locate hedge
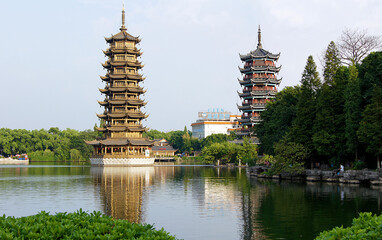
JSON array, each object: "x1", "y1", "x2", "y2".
[
  {"x1": 315, "y1": 212, "x2": 382, "y2": 240},
  {"x1": 0, "y1": 209, "x2": 178, "y2": 240}
]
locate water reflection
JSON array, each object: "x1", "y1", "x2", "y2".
[
  {"x1": 92, "y1": 167, "x2": 155, "y2": 222},
  {"x1": 246, "y1": 179, "x2": 382, "y2": 240}
]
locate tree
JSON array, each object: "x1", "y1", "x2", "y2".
[
  {"x1": 266, "y1": 139, "x2": 308, "y2": 175},
  {"x1": 337, "y1": 28, "x2": 382, "y2": 65},
  {"x1": 344, "y1": 65, "x2": 362, "y2": 160},
  {"x1": 358, "y1": 51, "x2": 382, "y2": 105},
  {"x1": 323, "y1": 41, "x2": 341, "y2": 85},
  {"x1": 313, "y1": 66, "x2": 350, "y2": 165},
  {"x1": 289, "y1": 56, "x2": 321, "y2": 158},
  {"x1": 256, "y1": 86, "x2": 301, "y2": 155},
  {"x1": 357, "y1": 86, "x2": 382, "y2": 168}
]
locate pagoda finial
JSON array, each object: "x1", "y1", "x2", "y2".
[
  {"x1": 120, "y1": 3, "x2": 127, "y2": 31},
  {"x1": 257, "y1": 25, "x2": 262, "y2": 49}
]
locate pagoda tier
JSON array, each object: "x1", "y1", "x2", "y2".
[
  {"x1": 98, "y1": 86, "x2": 146, "y2": 94},
  {"x1": 103, "y1": 48, "x2": 142, "y2": 57},
  {"x1": 87, "y1": 7, "x2": 154, "y2": 165},
  {"x1": 100, "y1": 74, "x2": 145, "y2": 82},
  {"x1": 236, "y1": 26, "x2": 282, "y2": 137},
  {"x1": 238, "y1": 77, "x2": 282, "y2": 85},
  {"x1": 102, "y1": 61, "x2": 143, "y2": 69}
]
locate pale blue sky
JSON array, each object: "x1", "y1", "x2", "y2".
[{"x1": 1, "y1": 0, "x2": 381, "y2": 132}]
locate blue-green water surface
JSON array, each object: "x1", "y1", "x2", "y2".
[{"x1": 0, "y1": 164, "x2": 381, "y2": 239}]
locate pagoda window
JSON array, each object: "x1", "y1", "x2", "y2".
[
  {"x1": 114, "y1": 54, "x2": 125, "y2": 61},
  {"x1": 115, "y1": 42, "x2": 125, "y2": 48},
  {"x1": 113, "y1": 119, "x2": 125, "y2": 125},
  {"x1": 113, "y1": 81, "x2": 125, "y2": 87},
  {"x1": 114, "y1": 68, "x2": 125, "y2": 73},
  {"x1": 124, "y1": 41, "x2": 134, "y2": 49},
  {"x1": 114, "y1": 94, "x2": 125, "y2": 99},
  {"x1": 127, "y1": 67, "x2": 136, "y2": 73},
  {"x1": 126, "y1": 54, "x2": 135, "y2": 61},
  {"x1": 114, "y1": 107, "x2": 125, "y2": 112}
]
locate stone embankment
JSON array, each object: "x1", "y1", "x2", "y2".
[{"x1": 248, "y1": 166, "x2": 382, "y2": 185}]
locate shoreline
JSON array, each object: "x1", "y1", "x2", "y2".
[
  {"x1": 248, "y1": 166, "x2": 382, "y2": 186},
  {"x1": 0, "y1": 157, "x2": 29, "y2": 165}
]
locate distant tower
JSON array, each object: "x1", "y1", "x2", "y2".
[
  {"x1": 87, "y1": 6, "x2": 154, "y2": 165},
  {"x1": 237, "y1": 26, "x2": 282, "y2": 137}
]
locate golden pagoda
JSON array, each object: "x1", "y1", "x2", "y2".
[{"x1": 87, "y1": 6, "x2": 154, "y2": 166}]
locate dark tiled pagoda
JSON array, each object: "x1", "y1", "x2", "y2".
[
  {"x1": 237, "y1": 26, "x2": 282, "y2": 137},
  {"x1": 87, "y1": 7, "x2": 154, "y2": 165}
]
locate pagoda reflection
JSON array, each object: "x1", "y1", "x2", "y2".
[{"x1": 92, "y1": 167, "x2": 154, "y2": 222}]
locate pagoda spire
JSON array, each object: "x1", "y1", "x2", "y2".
[
  {"x1": 257, "y1": 25, "x2": 262, "y2": 49},
  {"x1": 120, "y1": 3, "x2": 127, "y2": 31}
]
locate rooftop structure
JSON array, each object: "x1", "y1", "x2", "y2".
[
  {"x1": 237, "y1": 26, "x2": 282, "y2": 137},
  {"x1": 191, "y1": 109, "x2": 240, "y2": 139},
  {"x1": 87, "y1": 7, "x2": 154, "y2": 166}
]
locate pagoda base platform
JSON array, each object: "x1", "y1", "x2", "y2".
[{"x1": 90, "y1": 157, "x2": 155, "y2": 166}]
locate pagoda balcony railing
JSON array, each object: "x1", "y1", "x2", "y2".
[
  {"x1": 112, "y1": 109, "x2": 140, "y2": 113},
  {"x1": 244, "y1": 63, "x2": 276, "y2": 68},
  {"x1": 111, "y1": 96, "x2": 139, "y2": 100},
  {"x1": 242, "y1": 77, "x2": 277, "y2": 82},
  {"x1": 112, "y1": 69, "x2": 137, "y2": 75},
  {"x1": 112, "y1": 83, "x2": 137, "y2": 87},
  {"x1": 110, "y1": 123, "x2": 142, "y2": 127},
  {"x1": 108, "y1": 46, "x2": 139, "y2": 51},
  {"x1": 244, "y1": 74, "x2": 275, "y2": 79},
  {"x1": 243, "y1": 87, "x2": 277, "y2": 93},
  {"x1": 92, "y1": 153, "x2": 153, "y2": 158},
  {"x1": 112, "y1": 56, "x2": 137, "y2": 62},
  {"x1": 242, "y1": 102, "x2": 267, "y2": 107}
]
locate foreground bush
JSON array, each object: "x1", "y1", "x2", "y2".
[
  {"x1": 0, "y1": 209, "x2": 177, "y2": 240},
  {"x1": 315, "y1": 212, "x2": 382, "y2": 240}
]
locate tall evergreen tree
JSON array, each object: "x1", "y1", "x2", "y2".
[
  {"x1": 344, "y1": 65, "x2": 361, "y2": 160},
  {"x1": 357, "y1": 86, "x2": 382, "y2": 168},
  {"x1": 323, "y1": 41, "x2": 341, "y2": 85},
  {"x1": 312, "y1": 42, "x2": 342, "y2": 164},
  {"x1": 359, "y1": 52, "x2": 382, "y2": 105},
  {"x1": 256, "y1": 86, "x2": 301, "y2": 155},
  {"x1": 289, "y1": 56, "x2": 321, "y2": 166}
]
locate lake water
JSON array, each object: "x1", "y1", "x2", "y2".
[{"x1": 0, "y1": 164, "x2": 381, "y2": 239}]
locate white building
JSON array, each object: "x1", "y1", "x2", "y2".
[{"x1": 191, "y1": 109, "x2": 240, "y2": 139}]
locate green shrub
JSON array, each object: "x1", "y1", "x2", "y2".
[
  {"x1": 353, "y1": 160, "x2": 366, "y2": 170},
  {"x1": 315, "y1": 212, "x2": 382, "y2": 240},
  {"x1": 0, "y1": 209, "x2": 178, "y2": 240}
]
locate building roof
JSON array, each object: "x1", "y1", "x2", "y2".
[
  {"x1": 152, "y1": 145, "x2": 176, "y2": 152},
  {"x1": 105, "y1": 31, "x2": 140, "y2": 43},
  {"x1": 86, "y1": 138, "x2": 153, "y2": 146},
  {"x1": 239, "y1": 26, "x2": 280, "y2": 61}
]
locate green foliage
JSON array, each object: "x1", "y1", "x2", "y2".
[
  {"x1": 315, "y1": 212, "x2": 382, "y2": 240},
  {"x1": 256, "y1": 50, "x2": 382, "y2": 169},
  {"x1": 357, "y1": 86, "x2": 382, "y2": 167},
  {"x1": 257, "y1": 154, "x2": 276, "y2": 165},
  {"x1": 353, "y1": 160, "x2": 366, "y2": 170},
  {"x1": 323, "y1": 41, "x2": 341, "y2": 85},
  {"x1": 256, "y1": 86, "x2": 301, "y2": 155},
  {"x1": 266, "y1": 139, "x2": 308, "y2": 175},
  {"x1": 359, "y1": 51, "x2": 382, "y2": 105},
  {"x1": 289, "y1": 56, "x2": 321, "y2": 152},
  {"x1": 344, "y1": 65, "x2": 362, "y2": 160},
  {"x1": 202, "y1": 139, "x2": 258, "y2": 165},
  {"x1": 0, "y1": 128, "x2": 96, "y2": 161},
  {"x1": 0, "y1": 210, "x2": 177, "y2": 240}
]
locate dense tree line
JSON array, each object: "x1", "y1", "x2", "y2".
[
  {"x1": 257, "y1": 45, "x2": 382, "y2": 169},
  {"x1": 144, "y1": 127, "x2": 236, "y2": 154},
  {"x1": 0, "y1": 127, "x2": 101, "y2": 161}
]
